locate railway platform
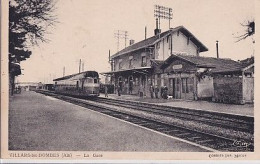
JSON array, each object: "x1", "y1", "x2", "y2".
[
  {"x1": 8, "y1": 91, "x2": 210, "y2": 151},
  {"x1": 99, "y1": 93, "x2": 254, "y2": 117}
]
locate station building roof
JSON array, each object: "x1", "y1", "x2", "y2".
[
  {"x1": 111, "y1": 26, "x2": 208, "y2": 59},
  {"x1": 239, "y1": 56, "x2": 254, "y2": 68},
  {"x1": 161, "y1": 54, "x2": 250, "y2": 74}
]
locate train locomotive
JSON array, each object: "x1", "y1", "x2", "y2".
[{"x1": 53, "y1": 71, "x2": 100, "y2": 97}]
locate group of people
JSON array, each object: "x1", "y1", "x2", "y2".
[
  {"x1": 149, "y1": 85, "x2": 160, "y2": 99},
  {"x1": 105, "y1": 83, "x2": 168, "y2": 99},
  {"x1": 114, "y1": 83, "x2": 123, "y2": 96},
  {"x1": 114, "y1": 81, "x2": 133, "y2": 97}
]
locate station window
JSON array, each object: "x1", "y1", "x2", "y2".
[
  {"x1": 181, "y1": 77, "x2": 194, "y2": 93},
  {"x1": 182, "y1": 78, "x2": 188, "y2": 93},
  {"x1": 187, "y1": 37, "x2": 190, "y2": 45},
  {"x1": 169, "y1": 79, "x2": 173, "y2": 87},
  {"x1": 176, "y1": 78, "x2": 180, "y2": 92},
  {"x1": 119, "y1": 60, "x2": 122, "y2": 69},
  {"x1": 141, "y1": 56, "x2": 147, "y2": 67},
  {"x1": 129, "y1": 58, "x2": 133, "y2": 68}
]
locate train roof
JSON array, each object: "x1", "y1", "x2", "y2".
[{"x1": 53, "y1": 71, "x2": 99, "y2": 81}]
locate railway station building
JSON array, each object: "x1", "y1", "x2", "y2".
[
  {"x1": 103, "y1": 25, "x2": 208, "y2": 98},
  {"x1": 103, "y1": 25, "x2": 254, "y2": 104}
]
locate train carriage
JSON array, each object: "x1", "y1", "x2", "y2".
[{"x1": 53, "y1": 71, "x2": 100, "y2": 97}]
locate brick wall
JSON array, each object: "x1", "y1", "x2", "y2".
[{"x1": 213, "y1": 76, "x2": 243, "y2": 104}]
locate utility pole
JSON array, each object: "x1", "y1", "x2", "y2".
[
  {"x1": 82, "y1": 62, "x2": 84, "y2": 72},
  {"x1": 145, "y1": 26, "x2": 147, "y2": 39},
  {"x1": 154, "y1": 5, "x2": 173, "y2": 29},
  {"x1": 79, "y1": 59, "x2": 81, "y2": 73},
  {"x1": 169, "y1": 8, "x2": 173, "y2": 29},
  {"x1": 124, "y1": 31, "x2": 128, "y2": 48},
  {"x1": 108, "y1": 49, "x2": 115, "y2": 72},
  {"x1": 114, "y1": 30, "x2": 128, "y2": 52},
  {"x1": 63, "y1": 67, "x2": 65, "y2": 77},
  {"x1": 114, "y1": 30, "x2": 120, "y2": 52},
  {"x1": 108, "y1": 49, "x2": 111, "y2": 63}
]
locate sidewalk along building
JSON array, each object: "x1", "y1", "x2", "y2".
[{"x1": 103, "y1": 25, "x2": 208, "y2": 96}]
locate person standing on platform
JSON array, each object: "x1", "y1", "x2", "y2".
[
  {"x1": 104, "y1": 85, "x2": 108, "y2": 97},
  {"x1": 139, "y1": 85, "x2": 144, "y2": 98},
  {"x1": 162, "y1": 86, "x2": 168, "y2": 99},
  {"x1": 129, "y1": 81, "x2": 133, "y2": 95},
  {"x1": 118, "y1": 86, "x2": 121, "y2": 96},
  {"x1": 149, "y1": 85, "x2": 154, "y2": 98},
  {"x1": 116, "y1": 84, "x2": 120, "y2": 96},
  {"x1": 119, "y1": 81, "x2": 123, "y2": 96},
  {"x1": 155, "y1": 85, "x2": 159, "y2": 99}
]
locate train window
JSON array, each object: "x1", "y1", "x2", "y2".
[
  {"x1": 86, "y1": 78, "x2": 94, "y2": 83},
  {"x1": 94, "y1": 79, "x2": 98, "y2": 83}
]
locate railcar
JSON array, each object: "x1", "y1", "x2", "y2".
[
  {"x1": 53, "y1": 71, "x2": 100, "y2": 97},
  {"x1": 43, "y1": 84, "x2": 55, "y2": 91}
]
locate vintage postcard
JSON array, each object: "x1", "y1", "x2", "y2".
[{"x1": 1, "y1": 0, "x2": 260, "y2": 162}]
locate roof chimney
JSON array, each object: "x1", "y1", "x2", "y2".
[
  {"x1": 145, "y1": 26, "x2": 147, "y2": 40},
  {"x1": 216, "y1": 40, "x2": 219, "y2": 58},
  {"x1": 108, "y1": 49, "x2": 111, "y2": 62},
  {"x1": 154, "y1": 18, "x2": 161, "y2": 35},
  {"x1": 129, "y1": 39, "x2": 135, "y2": 45}
]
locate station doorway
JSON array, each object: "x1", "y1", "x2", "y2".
[{"x1": 169, "y1": 77, "x2": 194, "y2": 100}]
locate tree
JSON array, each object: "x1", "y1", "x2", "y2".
[
  {"x1": 235, "y1": 20, "x2": 255, "y2": 43},
  {"x1": 9, "y1": 0, "x2": 57, "y2": 95}
]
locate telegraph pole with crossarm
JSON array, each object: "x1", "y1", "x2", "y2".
[
  {"x1": 154, "y1": 5, "x2": 173, "y2": 29},
  {"x1": 114, "y1": 30, "x2": 129, "y2": 52}
]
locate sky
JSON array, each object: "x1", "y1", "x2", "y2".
[{"x1": 17, "y1": 0, "x2": 255, "y2": 83}]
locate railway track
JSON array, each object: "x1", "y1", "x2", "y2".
[
  {"x1": 36, "y1": 90, "x2": 254, "y2": 152},
  {"x1": 92, "y1": 97, "x2": 254, "y2": 133}
]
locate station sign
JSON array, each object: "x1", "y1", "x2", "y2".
[{"x1": 172, "y1": 64, "x2": 183, "y2": 70}]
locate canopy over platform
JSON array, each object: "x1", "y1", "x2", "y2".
[{"x1": 101, "y1": 67, "x2": 152, "y2": 75}]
